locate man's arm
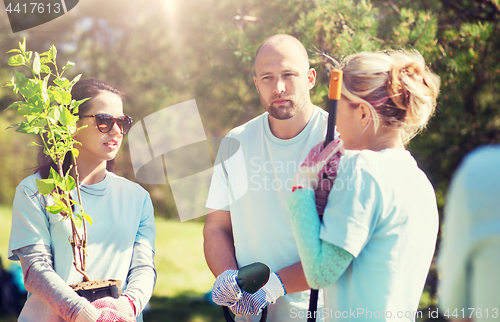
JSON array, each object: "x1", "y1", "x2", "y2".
[
  {"x1": 203, "y1": 209, "x2": 238, "y2": 276},
  {"x1": 204, "y1": 209, "x2": 310, "y2": 293},
  {"x1": 276, "y1": 262, "x2": 310, "y2": 294}
]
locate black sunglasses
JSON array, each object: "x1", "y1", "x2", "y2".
[{"x1": 80, "y1": 114, "x2": 133, "y2": 134}]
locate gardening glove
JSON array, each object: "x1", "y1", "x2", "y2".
[
  {"x1": 91, "y1": 296, "x2": 135, "y2": 319},
  {"x1": 212, "y1": 270, "x2": 242, "y2": 306},
  {"x1": 229, "y1": 272, "x2": 285, "y2": 316},
  {"x1": 229, "y1": 289, "x2": 268, "y2": 316},
  {"x1": 75, "y1": 303, "x2": 136, "y2": 322},
  {"x1": 315, "y1": 177, "x2": 334, "y2": 215},
  {"x1": 292, "y1": 138, "x2": 344, "y2": 192}
]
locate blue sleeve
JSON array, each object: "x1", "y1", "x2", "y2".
[
  {"x1": 287, "y1": 189, "x2": 353, "y2": 290},
  {"x1": 319, "y1": 160, "x2": 382, "y2": 258},
  {"x1": 124, "y1": 242, "x2": 156, "y2": 317},
  {"x1": 9, "y1": 177, "x2": 52, "y2": 260},
  {"x1": 134, "y1": 192, "x2": 156, "y2": 253}
]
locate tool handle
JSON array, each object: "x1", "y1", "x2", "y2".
[
  {"x1": 223, "y1": 307, "x2": 268, "y2": 322},
  {"x1": 307, "y1": 289, "x2": 320, "y2": 322},
  {"x1": 324, "y1": 70, "x2": 343, "y2": 147}
]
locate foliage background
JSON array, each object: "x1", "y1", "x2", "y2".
[{"x1": 1, "y1": 0, "x2": 499, "y2": 319}]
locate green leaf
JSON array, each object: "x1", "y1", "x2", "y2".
[
  {"x1": 52, "y1": 192, "x2": 61, "y2": 204},
  {"x1": 5, "y1": 123, "x2": 20, "y2": 130},
  {"x1": 65, "y1": 174, "x2": 76, "y2": 191},
  {"x1": 61, "y1": 61, "x2": 75, "y2": 74},
  {"x1": 48, "y1": 105, "x2": 61, "y2": 124},
  {"x1": 28, "y1": 100, "x2": 43, "y2": 115},
  {"x1": 69, "y1": 74, "x2": 82, "y2": 90},
  {"x1": 14, "y1": 71, "x2": 27, "y2": 84},
  {"x1": 35, "y1": 178, "x2": 56, "y2": 195},
  {"x1": 16, "y1": 103, "x2": 30, "y2": 116},
  {"x1": 46, "y1": 204, "x2": 64, "y2": 214},
  {"x1": 54, "y1": 77, "x2": 70, "y2": 88},
  {"x1": 49, "y1": 88, "x2": 63, "y2": 103},
  {"x1": 15, "y1": 72, "x2": 38, "y2": 99},
  {"x1": 8, "y1": 54, "x2": 24, "y2": 66},
  {"x1": 81, "y1": 212, "x2": 93, "y2": 225},
  {"x1": 41, "y1": 65, "x2": 50, "y2": 74},
  {"x1": 48, "y1": 45, "x2": 57, "y2": 61},
  {"x1": 60, "y1": 91, "x2": 72, "y2": 104},
  {"x1": 49, "y1": 86, "x2": 71, "y2": 105},
  {"x1": 28, "y1": 141, "x2": 42, "y2": 147},
  {"x1": 71, "y1": 148, "x2": 80, "y2": 158},
  {"x1": 3, "y1": 79, "x2": 15, "y2": 91},
  {"x1": 33, "y1": 52, "x2": 41, "y2": 76},
  {"x1": 5, "y1": 101, "x2": 24, "y2": 111},
  {"x1": 16, "y1": 122, "x2": 39, "y2": 134},
  {"x1": 73, "y1": 214, "x2": 83, "y2": 228},
  {"x1": 59, "y1": 106, "x2": 75, "y2": 126},
  {"x1": 49, "y1": 167, "x2": 60, "y2": 180},
  {"x1": 26, "y1": 115, "x2": 38, "y2": 123},
  {"x1": 6, "y1": 49, "x2": 22, "y2": 54},
  {"x1": 55, "y1": 171, "x2": 67, "y2": 191},
  {"x1": 20, "y1": 37, "x2": 26, "y2": 52},
  {"x1": 34, "y1": 118, "x2": 47, "y2": 128},
  {"x1": 42, "y1": 74, "x2": 50, "y2": 104}
]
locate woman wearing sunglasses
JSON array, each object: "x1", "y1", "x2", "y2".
[{"x1": 8, "y1": 78, "x2": 155, "y2": 322}]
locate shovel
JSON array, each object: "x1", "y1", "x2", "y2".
[
  {"x1": 223, "y1": 262, "x2": 271, "y2": 322},
  {"x1": 307, "y1": 69, "x2": 343, "y2": 322}
]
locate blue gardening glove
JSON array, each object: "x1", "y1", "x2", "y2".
[
  {"x1": 212, "y1": 270, "x2": 242, "y2": 306},
  {"x1": 229, "y1": 272, "x2": 285, "y2": 316},
  {"x1": 230, "y1": 289, "x2": 268, "y2": 316}
]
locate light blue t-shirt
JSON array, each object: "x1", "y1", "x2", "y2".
[
  {"x1": 206, "y1": 106, "x2": 328, "y2": 322},
  {"x1": 8, "y1": 171, "x2": 156, "y2": 322},
  {"x1": 438, "y1": 145, "x2": 500, "y2": 320},
  {"x1": 320, "y1": 149, "x2": 438, "y2": 321}
]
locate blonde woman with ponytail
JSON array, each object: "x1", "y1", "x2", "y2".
[{"x1": 287, "y1": 50, "x2": 440, "y2": 321}]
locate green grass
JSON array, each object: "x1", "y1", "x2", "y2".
[
  {"x1": 0, "y1": 205, "x2": 13, "y2": 265},
  {"x1": 0, "y1": 205, "x2": 221, "y2": 322}
]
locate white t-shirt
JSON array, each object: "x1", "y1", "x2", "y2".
[
  {"x1": 9, "y1": 171, "x2": 156, "y2": 322},
  {"x1": 206, "y1": 106, "x2": 328, "y2": 322},
  {"x1": 320, "y1": 149, "x2": 438, "y2": 321},
  {"x1": 438, "y1": 145, "x2": 500, "y2": 320}
]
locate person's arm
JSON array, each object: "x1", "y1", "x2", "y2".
[
  {"x1": 287, "y1": 189, "x2": 353, "y2": 289},
  {"x1": 203, "y1": 209, "x2": 238, "y2": 276},
  {"x1": 275, "y1": 262, "x2": 309, "y2": 294},
  {"x1": 123, "y1": 242, "x2": 156, "y2": 317},
  {"x1": 13, "y1": 244, "x2": 89, "y2": 321}
]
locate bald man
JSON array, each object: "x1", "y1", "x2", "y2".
[{"x1": 204, "y1": 34, "x2": 328, "y2": 322}]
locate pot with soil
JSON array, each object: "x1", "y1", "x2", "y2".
[{"x1": 71, "y1": 280, "x2": 122, "y2": 301}]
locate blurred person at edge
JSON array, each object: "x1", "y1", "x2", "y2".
[
  {"x1": 287, "y1": 50, "x2": 441, "y2": 321},
  {"x1": 203, "y1": 34, "x2": 338, "y2": 321},
  {"x1": 438, "y1": 145, "x2": 500, "y2": 322},
  {"x1": 8, "y1": 79, "x2": 156, "y2": 322}
]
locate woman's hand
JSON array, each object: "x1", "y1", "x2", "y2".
[
  {"x1": 292, "y1": 138, "x2": 344, "y2": 192},
  {"x1": 91, "y1": 296, "x2": 135, "y2": 319},
  {"x1": 75, "y1": 303, "x2": 135, "y2": 322},
  {"x1": 315, "y1": 178, "x2": 333, "y2": 215},
  {"x1": 75, "y1": 296, "x2": 135, "y2": 322}
]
